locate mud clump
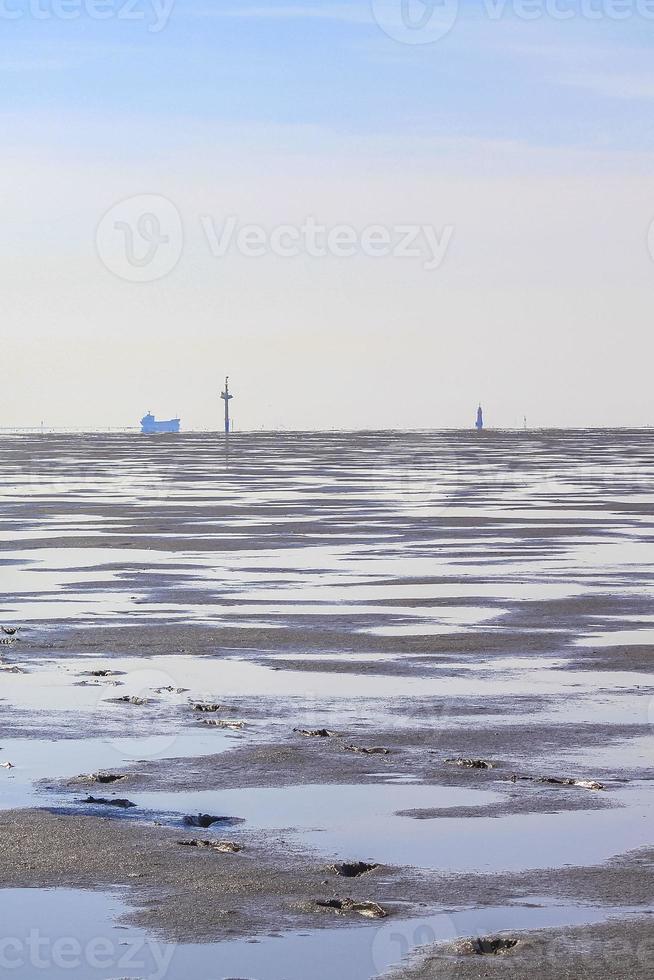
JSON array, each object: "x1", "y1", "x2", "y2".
[
  {"x1": 294, "y1": 728, "x2": 338, "y2": 738},
  {"x1": 110, "y1": 695, "x2": 149, "y2": 706},
  {"x1": 314, "y1": 899, "x2": 387, "y2": 919},
  {"x1": 193, "y1": 703, "x2": 227, "y2": 713},
  {"x1": 81, "y1": 796, "x2": 136, "y2": 809},
  {"x1": 344, "y1": 744, "x2": 391, "y2": 755},
  {"x1": 536, "y1": 777, "x2": 604, "y2": 791},
  {"x1": 75, "y1": 679, "x2": 122, "y2": 688},
  {"x1": 76, "y1": 773, "x2": 127, "y2": 785},
  {"x1": 177, "y1": 839, "x2": 243, "y2": 853},
  {"x1": 183, "y1": 814, "x2": 245, "y2": 829},
  {"x1": 203, "y1": 719, "x2": 245, "y2": 730},
  {"x1": 454, "y1": 936, "x2": 520, "y2": 956},
  {"x1": 510, "y1": 774, "x2": 604, "y2": 791},
  {"x1": 82, "y1": 669, "x2": 125, "y2": 678},
  {"x1": 329, "y1": 861, "x2": 380, "y2": 878},
  {"x1": 446, "y1": 758, "x2": 495, "y2": 770}
]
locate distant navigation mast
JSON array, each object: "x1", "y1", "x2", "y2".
[
  {"x1": 476, "y1": 405, "x2": 484, "y2": 431},
  {"x1": 221, "y1": 377, "x2": 233, "y2": 434}
]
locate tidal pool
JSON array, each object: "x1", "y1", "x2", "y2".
[
  {"x1": 120, "y1": 781, "x2": 654, "y2": 875},
  {"x1": 0, "y1": 887, "x2": 645, "y2": 980},
  {"x1": 0, "y1": 732, "x2": 239, "y2": 810}
]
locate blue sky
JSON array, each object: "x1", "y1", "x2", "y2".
[
  {"x1": 2, "y1": 2, "x2": 654, "y2": 148},
  {"x1": 3, "y1": 1, "x2": 654, "y2": 428}
]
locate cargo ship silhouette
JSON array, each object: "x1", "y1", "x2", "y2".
[{"x1": 140, "y1": 412, "x2": 180, "y2": 434}]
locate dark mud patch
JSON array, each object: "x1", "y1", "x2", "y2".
[
  {"x1": 294, "y1": 728, "x2": 339, "y2": 738},
  {"x1": 344, "y1": 744, "x2": 392, "y2": 755},
  {"x1": 80, "y1": 795, "x2": 136, "y2": 809},
  {"x1": 446, "y1": 758, "x2": 496, "y2": 770},
  {"x1": 329, "y1": 861, "x2": 380, "y2": 878},
  {"x1": 182, "y1": 814, "x2": 245, "y2": 829},
  {"x1": 202, "y1": 718, "x2": 246, "y2": 730},
  {"x1": 312, "y1": 898, "x2": 388, "y2": 918},
  {"x1": 193, "y1": 703, "x2": 233, "y2": 713},
  {"x1": 109, "y1": 695, "x2": 150, "y2": 706},
  {"x1": 71, "y1": 772, "x2": 129, "y2": 785},
  {"x1": 454, "y1": 935, "x2": 520, "y2": 955}
]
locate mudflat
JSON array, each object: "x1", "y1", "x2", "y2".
[{"x1": 0, "y1": 430, "x2": 652, "y2": 979}]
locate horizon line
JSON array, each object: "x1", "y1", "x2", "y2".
[{"x1": 0, "y1": 425, "x2": 652, "y2": 435}]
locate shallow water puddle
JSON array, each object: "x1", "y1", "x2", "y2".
[
  {"x1": 126, "y1": 781, "x2": 654, "y2": 875},
  {"x1": 577, "y1": 627, "x2": 654, "y2": 647},
  {"x1": 0, "y1": 529, "x2": 107, "y2": 541},
  {"x1": 4, "y1": 655, "x2": 652, "y2": 713},
  {"x1": 132, "y1": 781, "x2": 502, "y2": 833},
  {"x1": 558, "y1": 734, "x2": 653, "y2": 770},
  {"x1": 2, "y1": 655, "x2": 653, "y2": 720},
  {"x1": 538, "y1": 691, "x2": 654, "y2": 727},
  {"x1": 0, "y1": 887, "x2": 645, "y2": 980},
  {"x1": 0, "y1": 563, "x2": 119, "y2": 595},
  {"x1": 1, "y1": 596, "x2": 509, "y2": 630},
  {"x1": 0, "y1": 732, "x2": 237, "y2": 810},
  {"x1": 0, "y1": 535, "x2": 618, "y2": 631},
  {"x1": 221, "y1": 582, "x2": 585, "y2": 603}
]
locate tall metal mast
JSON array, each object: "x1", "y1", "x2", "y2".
[{"x1": 221, "y1": 376, "x2": 233, "y2": 433}]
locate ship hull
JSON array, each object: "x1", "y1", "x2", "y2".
[{"x1": 140, "y1": 415, "x2": 180, "y2": 434}]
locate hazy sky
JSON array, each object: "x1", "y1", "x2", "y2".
[{"x1": 3, "y1": 1, "x2": 654, "y2": 430}]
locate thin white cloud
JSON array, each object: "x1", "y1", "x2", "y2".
[{"x1": 192, "y1": 2, "x2": 370, "y2": 23}]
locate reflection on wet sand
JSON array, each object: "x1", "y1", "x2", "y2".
[
  {"x1": 0, "y1": 886, "x2": 643, "y2": 980},
  {"x1": 0, "y1": 430, "x2": 653, "y2": 978}
]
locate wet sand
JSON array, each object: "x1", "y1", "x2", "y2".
[
  {"x1": 387, "y1": 917, "x2": 654, "y2": 980},
  {"x1": 0, "y1": 430, "x2": 652, "y2": 978}
]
